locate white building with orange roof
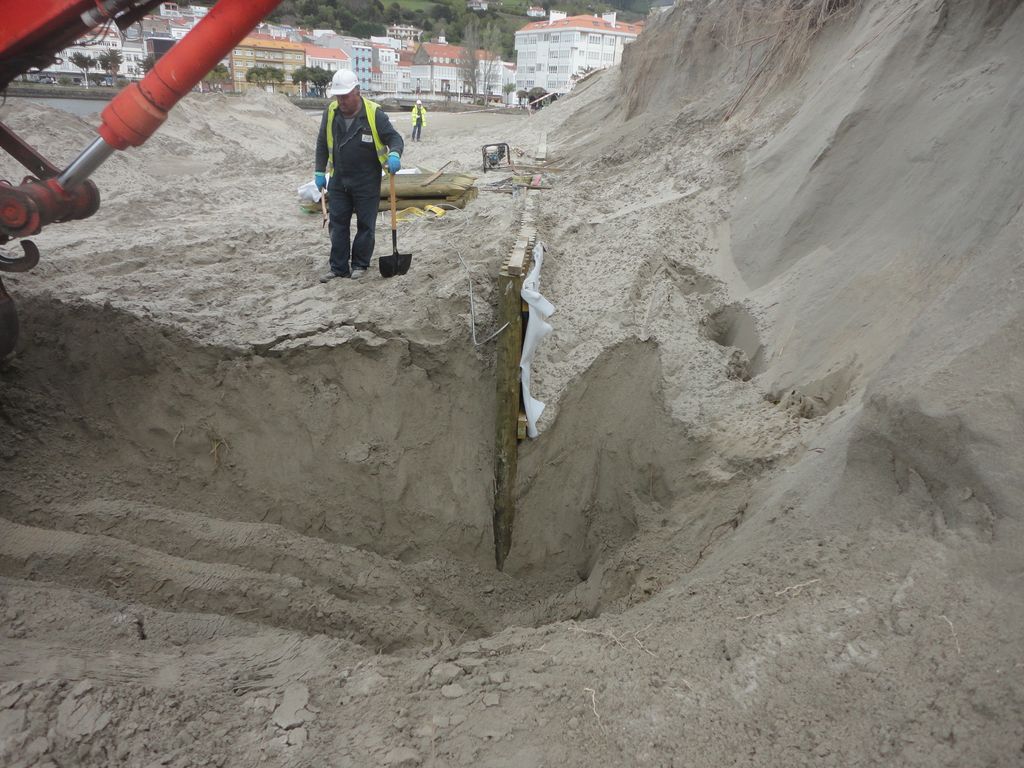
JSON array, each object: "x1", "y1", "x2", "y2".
[
  {"x1": 304, "y1": 44, "x2": 351, "y2": 74},
  {"x1": 514, "y1": 11, "x2": 642, "y2": 94},
  {"x1": 167, "y1": 18, "x2": 196, "y2": 40},
  {"x1": 412, "y1": 38, "x2": 514, "y2": 100},
  {"x1": 371, "y1": 43, "x2": 399, "y2": 95},
  {"x1": 397, "y1": 49, "x2": 415, "y2": 96},
  {"x1": 411, "y1": 40, "x2": 466, "y2": 97}
]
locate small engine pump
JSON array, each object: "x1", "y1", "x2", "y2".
[{"x1": 481, "y1": 143, "x2": 512, "y2": 173}]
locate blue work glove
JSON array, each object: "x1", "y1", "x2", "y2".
[
  {"x1": 386, "y1": 151, "x2": 401, "y2": 175},
  {"x1": 314, "y1": 172, "x2": 326, "y2": 189}
]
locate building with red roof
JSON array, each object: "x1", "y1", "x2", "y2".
[
  {"x1": 514, "y1": 11, "x2": 642, "y2": 94},
  {"x1": 412, "y1": 38, "x2": 514, "y2": 100},
  {"x1": 304, "y1": 45, "x2": 350, "y2": 73},
  {"x1": 371, "y1": 43, "x2": 399, "y2": 95}
]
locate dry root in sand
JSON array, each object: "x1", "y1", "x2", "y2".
[
  {"x1": 569, "y1": 621, "x2": 659, "y2": 658},
  {"x1": 721, "y1": 0, "x2": 859, "y2": 119}
]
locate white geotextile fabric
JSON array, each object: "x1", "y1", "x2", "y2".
[{"x1": 520, "y1": 241, "x2": 554, "y2": 438}]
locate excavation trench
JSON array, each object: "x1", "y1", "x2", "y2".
[{"x1": 1, "y1": 297, "x2": 706, "y2": 653}]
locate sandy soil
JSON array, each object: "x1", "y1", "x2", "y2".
[{"x1": 2, "y1": 0, "x2": 1023, "y2": 765}]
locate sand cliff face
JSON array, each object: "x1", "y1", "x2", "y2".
[{"x1": 1, "y1": 1, "x2": 1022, "y2": 766}]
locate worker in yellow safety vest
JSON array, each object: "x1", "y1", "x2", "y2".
[
  {"x1": 411, "y1": 99, "x2": 427, "y2": 142},
  {"x1": 313, "y1": 69, "x2": 404, "y2": 282}
]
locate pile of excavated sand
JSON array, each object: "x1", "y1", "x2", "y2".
[{"x1": 2, "y1": 0, "x2": 1023, "y2": 765}]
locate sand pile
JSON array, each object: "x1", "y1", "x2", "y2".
[{"x1": 2, "y1": 0, "x2": 1023, "y2": 764}]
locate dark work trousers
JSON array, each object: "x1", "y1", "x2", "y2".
[
  {"x1": 327, "y1": 185, "x2": 379, "y2": 274},
  {"x1": 412, "y1": 122, "x2": 422, "y2": 141}
]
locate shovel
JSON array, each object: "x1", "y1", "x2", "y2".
[{"x1": 379, "y1": 172, "x2": 412, "y2": 278}]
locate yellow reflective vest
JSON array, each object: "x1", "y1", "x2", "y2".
[
  {"x1": 325, "y1": 97, "x2": 387, "y2": 173},
  {"x1": 411, "y1": 104, "x2": 427, "y2": 126}
]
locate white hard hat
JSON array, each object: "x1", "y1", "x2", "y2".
[
  {"x1": 416, "y1": 99, "x2": 422, "y2": 105},
  {"x1": 328, "y1": 69, "x2": 359, "y2": 96}
]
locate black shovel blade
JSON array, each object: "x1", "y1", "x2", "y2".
[{"x1": 379, "y1": 251, "x2": 412, "y2": 278}]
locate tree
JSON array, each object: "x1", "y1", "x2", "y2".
[
  {"x1": 458, "y1": 19, "x2": 481, "y2": 101},
  {"x1": 308, "y1": 66, "x2": 333, "y2": 98},
  {"x1": 527, "y1": 86, "x2": 549, "y2": 109},
  {"x1": 141, "y1": 54, "x2": 156, "y2": 74},
  {"x1": 291, "y1": 65, "x2": 312, "y2": 96},
  {"x1": 201, "y1": 62, "x2": 230, "y2": 92},
  {"x1": 351, "y1": 21, "x2": 385, "y2": 38},
  {"x1": 503, "y1": 81, "x2": 517, "y2": 104},
  {"x1": 69, "y1": 52, "x2": 95, "y2": 88},
  {"x1": 431, "y1": 5, "x2": 454, "y2": 23},
  {"x1": 246, "y1": 66, "x2": 284, "y2": 92},
  {"x1": 478, "y1": 23, "x2": 503, "y2": 101},
  {"x1": 96, "y1": 49, "x2": 123, "y2": 83},
  {"x1": 336, "y1": 8, "x2": 356, "y2": 29}
]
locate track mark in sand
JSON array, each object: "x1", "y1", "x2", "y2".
[
  {"x1": 587, "y1": 184, "x2": 700, "y2": 226},
  {"x1": 0, "y1": 498, "x2": 495, "y2": 651},
  {"x1": 0, "y1": 517, "x2": 461, "y2": 651},
  {"x1": 88, "y1": 259, "x2": 148, "y2": 278}
]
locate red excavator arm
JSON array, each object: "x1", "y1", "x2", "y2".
[{"x1": 0, "y1": 0, "x2": 283, "y2": 357}]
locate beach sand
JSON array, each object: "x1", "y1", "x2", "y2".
[{"x1": 1, "y1": 1, "x2": 1022, "y2": 765}]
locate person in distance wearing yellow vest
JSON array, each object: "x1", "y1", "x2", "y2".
[
  {"x1": 411, "y1": 99, "x2": 426, "y2": 142},
  {"x1": 314, "y1": 69, "x2": 404, "y2": 282}
]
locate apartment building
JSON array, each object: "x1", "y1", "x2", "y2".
[
  {"x1": 304, "y1": 45, "x2": 351, "y2": 74},
  {"x1": 230, "y1": 35, "x2": 305, "y2": 94},
  {"x1": 371, "y1": 44, "x2": 399, "y2": 96},
  {"x1": 167, "y1": 18, "x2": 193, "y2": 40},
  {"x1": 412, "y1": 40, "x2": 513, "y2": 100},
  {"x1": 514, "y1": 11, "x2": 642, "y2": 94},
  {"x1": 411, "y1": 41, "x2": 464, "y2": 96},
  {"x1": 38, "y1": 25, "x2": 129, "y2": 83},
  {"x1": 386, "y1": 24, "x2": 424, "y2": 48},
  {"x1": 398, "y1": 49, "x2": 415, "y2": 96}
]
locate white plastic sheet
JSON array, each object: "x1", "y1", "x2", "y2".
[
  {"x1": 296, "y1": 179, "x2": 323, "y2": 204},
  {"x1": 520, "y1": 241, "x2": 554, "y2": 438}
]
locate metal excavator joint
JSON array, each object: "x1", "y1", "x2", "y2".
[
  {"x1": 0, "y1": 0, "x2": 284, "y2": 358},
  {"x1": 0, "y1": 116, "x2": 100, "y2": 358}
]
